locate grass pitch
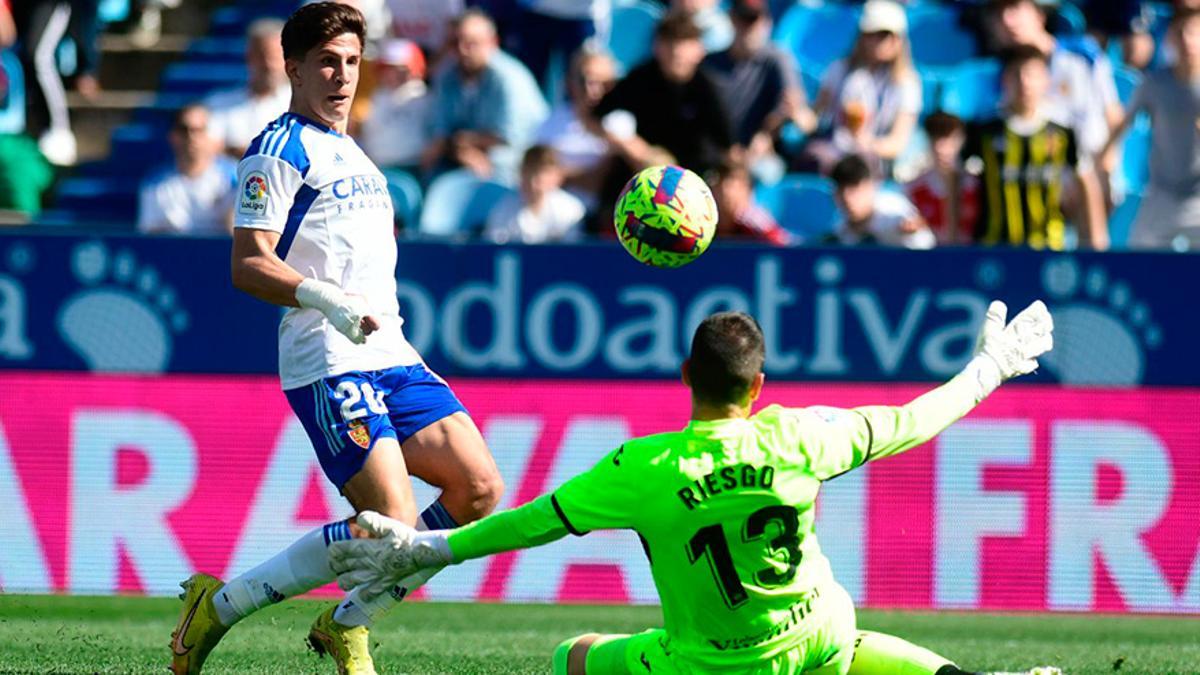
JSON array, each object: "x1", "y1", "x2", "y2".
[{"x1": 0, "y1": 594, "x2": 1197, "y2": 674}]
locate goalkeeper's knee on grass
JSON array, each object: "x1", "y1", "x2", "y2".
[
  {"x1": 850, "y1": 630, "x2": 972, "y2": 675},
  {"x1": 552, "y1": 633, "x2": 628, "y2": 675}
]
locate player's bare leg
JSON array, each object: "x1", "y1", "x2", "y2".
[{"x1": 332, "y1": 413, "x2": 504, "y2": 623}]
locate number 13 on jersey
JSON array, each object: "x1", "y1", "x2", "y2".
[{"x1": 686, "y1": 505, "x2": 802, "y2": 610}]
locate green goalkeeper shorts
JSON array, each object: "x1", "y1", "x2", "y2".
[{"x1": 587, "y1": 582, "x2": 858, "y2": 674}]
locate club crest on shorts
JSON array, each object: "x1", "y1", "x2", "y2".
[{"x1": 347, "y1": 418, "x2": 371, "y2": 449}]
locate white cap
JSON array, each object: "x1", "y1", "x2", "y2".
[{"x1": 859, "y1": 0, "x2": 908, "y2": 35}]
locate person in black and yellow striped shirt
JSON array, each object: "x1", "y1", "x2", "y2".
[{"x1": 962, "y1": 45, "x2": 1104, "y2": 250}]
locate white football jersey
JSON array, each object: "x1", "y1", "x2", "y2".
[{"x1": 235, "y1": 112, "x2": 421, "y2": 390}]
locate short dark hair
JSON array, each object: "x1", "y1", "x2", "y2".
[
  {"x1": 1000, "y1": 44, "x2": 1050, "y2": 74},
  {"x1": 831, "y1": 154, "x2": 873, "y2": 188},
  {"x1": 172, "y1": 102, "x2": 207, "y2": 128},
  {"x1": 712, "y1": 157, "x2": 751, "y2": 184},
  {"x1": 923, "y1": 111, "x2": 965, "y2": 139},
  {"x1": 687, "y1": 312, "x2": 765, "y2": 405},
  {"x1": 281, "y1": 2, "x2": 366, "y2": 61},
  {"x1": 1171, "y1": 7, "x2": 1200, "y2": 28},
  {"x1": 656, "y1": 12, "x2": 703, "y2": 43},
  {"x1": 521, "y1": 144, "x2": 560, "y2": 173}
]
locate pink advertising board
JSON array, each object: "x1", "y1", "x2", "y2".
[{"x1": 1, "y1": 373, "x2": 1198, "y2": 614}]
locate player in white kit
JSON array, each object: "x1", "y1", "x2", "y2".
[{"x1": 168, "y1": 4, "x2": 503, "y2": 674}]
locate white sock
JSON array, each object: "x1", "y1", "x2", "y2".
[
  {"x1": 211, "y1": 521, "x2": 351, "y2": 627},
  {"x1": 331, "y1": 501, "x2": 456, "y2": 627}
]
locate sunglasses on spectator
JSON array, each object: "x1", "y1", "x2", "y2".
[
  {"x1": 864, "y1": 30, "x2": 897, "y2": 38},
  {"x1": 173, "y1": 123, "x2": 207, "y2": 135}
]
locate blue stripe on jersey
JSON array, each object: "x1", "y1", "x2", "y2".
[
  {"x1": 276, "y1": 183, "x2": 319, "y2": 259},
  {"x1": 277, "y1": 123, "x2": 311, "y2": 177},
  {"x1": 265, "y1": 120, "x2": 292, "y2": 157}
]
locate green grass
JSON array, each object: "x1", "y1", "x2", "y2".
[{"x1": 0, "y1": 594, "x2": 1197, "y2": 674}]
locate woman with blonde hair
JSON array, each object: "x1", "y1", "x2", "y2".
[{"x1": 800, "y1": 0, "x2": 922, "y2": 177}]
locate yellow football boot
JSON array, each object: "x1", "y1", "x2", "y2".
[
  {"x1": 169, "y1": 573, "x2": 230, "y2": 674},
  {"x1": 307, "y1": 605, "x2": 378, "y2": 675}
]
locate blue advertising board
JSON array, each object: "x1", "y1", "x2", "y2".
[{"x1": 0, "y1": 232, "x2": 1189, "y2": 386}]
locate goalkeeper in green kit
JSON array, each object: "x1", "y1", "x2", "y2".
[{"x1": 328, "y1": 301, "x2": 1060, "y2": 675}]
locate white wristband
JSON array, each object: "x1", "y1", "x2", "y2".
[{"x1": 295, "y1": 278, "x2": 346, "y2": 315}]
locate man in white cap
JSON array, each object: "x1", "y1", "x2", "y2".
[{"x1": 359, "y1": 38, "x2": 431, "y2": 169}]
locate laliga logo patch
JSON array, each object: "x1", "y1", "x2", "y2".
[
  {"x1": 238, "y1": 171, "x2": 269, "y2": 215},
  {"x1": 347, "y1": 418, "x2": 371, "y2": 449}
]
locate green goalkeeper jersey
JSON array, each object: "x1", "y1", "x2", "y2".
[{"x1": 445, "y1": 368, "x2": 988, "y2": 671}]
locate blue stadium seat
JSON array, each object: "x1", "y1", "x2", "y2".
[
  {"x1": 940, "y1": 59, "x2": 1001, "y2": 121},
  {"x1": 1114, "y1": 66, "x2": 1141, "y2": 105},
  {"x1": 419, "y1": 170, "x2": 516, "y2": 237},
  {"x1": 908, "y1": 6, "x2": 977, "y2": 68},
  {"x1": 754, "y1": 173, "x2": 839, "y2": 240},
  {"x1": 185, "y1": 38, "x2": 247, "y2": 64},
  {"x1": 608, "y1": 1, "x2": 664, "y2": 74},
  {"x1": 160, "y1": 62, "x2": 247, "y2": 96},
  {"x1": 0, "y1": 49, "x2": 26, "y2": 134},
  {"x1": 1120, "y1": 115, "x2": 1151, "y2": 195},
  {"x1": 54, "y1": 177, "x2": 138, "y2": 225},
  {"x1": 919, "y1": 67, "x2": 944, "y2": 117},
  {"x1": 1108, "y1": 191, "x2": 1141, "y2": 249},
  {"x1": 773, "y1": 2, "x2": 861, "y2": 73},
  {"x1": 1052, "y1": 2, "x2": 1087, "y2": 35},
  {"x1": 108, "y1": 123, "x2": 173, "y2": 174},
  {"x1": 382, "y1": 168, "x2": 423, "y2": 230}
]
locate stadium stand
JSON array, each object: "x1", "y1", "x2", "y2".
[
  {"x1": 753, "y1": 172, "x2": 839, "y2": 241},
  {"x1": 418, "y1": 169, "x2": 516, "y2": 238}
]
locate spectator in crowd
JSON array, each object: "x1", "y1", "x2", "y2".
[
  {"x1": 671, "y1": 0, "x2": 734, "y2": 53},
  {"x1": 360, "y1": 38, "x2": 431, "y2": 171},
  {"x1": 119, "y1": 0, "x2": 180, "y2": 48},
  {"x1": 1084, "y1": 0, "x2": 1156, "y2": 70},
  {"x1": 386, "y1": 0, "x2": 463, "y2": 58},
  {"x1": 0, "y1": 0, "x2": 14, "y2": 47},
  {"x1": 534, "y1": 47, "x2": 620, "y2": 211},
  {"x1": 829, "y1": 153, "x2": 935, "y2": 248},
  {"x1": 137, "y1": 104, "x2": 236, "y2": 236},
  {"x1": 591, "y1": 12, "x2": 733, "y2": 180},
  {"x1": 13, "y1": 0, "x2": 80, "y2": 165},
  {"x1": 484, "y1": 145, "x2": 586, "y2": 243},
  {"x1": 710, "y1": 157, "x2": 792, "y2": 245},
  {"x1": 421, "y1": 9, "x2": 548, "y2": 183},
  {"x1": 704, "y1": 0, "x2": 815, "y2": 178},
  {"x1": 987, "y1": 0, "x2": 1121, "y2": 171},
  {"x1": 204, "y1": 19, "x2": 290, "y2": 157},
  {"x1": 963, "y1": 46, "x2": 1105, "y2": 250},
  {"x1": 1102, "y1": 8, "x2": 1200, "y2": 250},
  {"x1": 905, "y1": 112, "x2": 979, "y2": 245},
  {"x1": 802, "y1": 0, "x2": 921, "y2": 178},
  {"x1": 509, "y1": 0, "x2": 607, "y2": 92}
]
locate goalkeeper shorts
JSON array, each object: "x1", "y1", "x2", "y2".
[
  {"x1": 285, "y1": 363, "x2": 468, "y2": 489},
  {"x1": 587, "y1": 582, "x2": 857, "y2": 674}
]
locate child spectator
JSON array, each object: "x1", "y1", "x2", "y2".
[
  {"x1": 710, "y1": 158, "x2": 791, "y2": 245},
  {"x1": 1103, "y1": 8, "x2": 1200, "y2": 250},
  {"x1": 830, "y1": 153, "x2": 935, "y2": 249},
  {"x1": 485, "y1": 145, "x2": 586, "y2": 244},
  {"x1": 905, "y1": 112, "x2": 979, "y2": 245},
  {"x1": 963, "y1": 46, "x2": 1105, "y2": 250},
  {"x1": 802, "y1": 0, "x2": 921, "y2": 177}
]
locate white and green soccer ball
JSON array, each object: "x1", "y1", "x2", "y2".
[{"x1": 613, "y1": 165, "x2": 717, "y2": 268}]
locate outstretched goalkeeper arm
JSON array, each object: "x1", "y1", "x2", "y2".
[{"x1": 328, "y1": 300, "x2": 1053, "y2": 595}]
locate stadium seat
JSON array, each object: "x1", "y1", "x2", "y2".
[
  {"x1": 1119, "y1": 115, "x2": 1151, "y2": 195},
  {"x1": 607, "y1": 1, "x2": 664, "y2": 74},
  {"x1": 53, "y1": 177, "x2": 138, "y2": 226},
  {"x1": 1114, "y1": 66, "x2": 1142, "y2": 106},
  {"x1": 908, "y1": 6, "x2": 977, "y2": 68},
  {"x1": 160, "y1": 62, "x2": 247, "y2": 96},
  {"x1": 382, "y1": 168, "x2": 423, "y2": 231},
  {"x1": 773, "y1": 2, "x2": 861, "y2": 74},
  {"x1": 185, "y1": 38, "x2": 247, "y2": 64},
  {"x1": 0, "y1": 50, "x2": 27, "y2": 135},
  {"x1": 1052, "y1": 2, "x2": 1087, "y2": 35},
  {"x1": 418, "y1": 170, "x2": 516, "y2": 237},
  {"x1": 754, "y1": 173, "x2": 840, "y2": 240},
  {"x1": 1108, "y1": 191, "x2": 1141, "y2": 249},
  {"x1": 940, "y1": 60, "x2": 1001, "y2": 121}
]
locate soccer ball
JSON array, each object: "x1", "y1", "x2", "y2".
[{"x1": 613, "y1": 165, "x2": 717, "y2": 268}]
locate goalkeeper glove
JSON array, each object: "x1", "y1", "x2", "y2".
[
  {"x1": 295, "y1": 278, "x2": 372, "y2": 344},
  {"x1": 964, "y1": 299, "x2": 1054, "y2": 400},
  {"x1": 328, "y1": 511, "x2": 454, "y2": 600}
]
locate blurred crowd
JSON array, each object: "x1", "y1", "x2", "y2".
[{"x1": 2, "y1": 0, "x2": 1199, "y2": 251}]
